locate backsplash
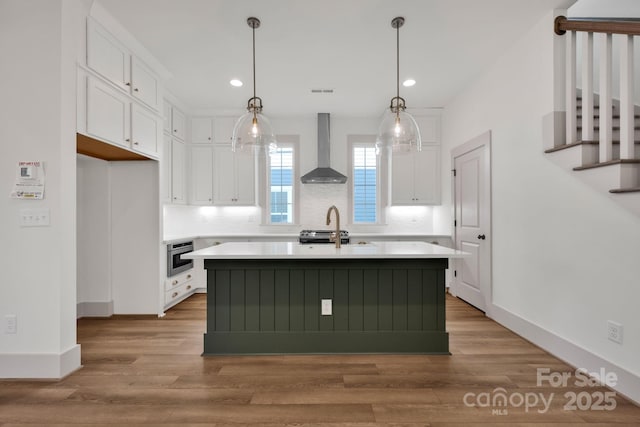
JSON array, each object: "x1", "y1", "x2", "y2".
[{"x1": 163, "y1": 184, "x2": 440, "y2": 238}]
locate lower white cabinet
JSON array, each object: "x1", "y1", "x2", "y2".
[
  {"x1": 164, "y1": 269, "x2": 195, "y2": 309},
  {"x1": 391, "y1": 146, "x2": 441, "y2": 205}
]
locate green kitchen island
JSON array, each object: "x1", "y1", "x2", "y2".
[{"x1": 183, "y1": 241, "x2": 468, "y2": 355}]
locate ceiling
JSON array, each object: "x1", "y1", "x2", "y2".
[{"x1": 97, "y1": 0, "x2": 574, "y2": 117}]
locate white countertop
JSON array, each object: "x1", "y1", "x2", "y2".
[
  {"x1": 183, "y1": 241, "x2": 468, "y2": 260},
  {"x1": 163, "y1": 233, "x2": 452, "y2": 245}
]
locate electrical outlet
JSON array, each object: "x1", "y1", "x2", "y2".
[
  {"x1": 607, "y1": 320, "x2": 623, "y2": 344},
  {"x1": 5, "y1": 315, "x2": 17, "y2": 334},
  {"x1": 321, "y1": 299, "x2": 332, "y2": 316}
]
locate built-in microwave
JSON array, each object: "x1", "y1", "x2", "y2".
[{"x1": 167, "y1": 241, "x2": 194, "y2": 277}]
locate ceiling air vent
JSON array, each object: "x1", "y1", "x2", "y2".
[{"x1": 310, "y1": 89, "x2": 334, "y2": 94}]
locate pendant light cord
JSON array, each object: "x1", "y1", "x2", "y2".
[
  {"x1": 396, "y1": 21, "x2": 400, "y2": 104},
  {"x1": 252, "y1": 23, "x2": 257, "y2": 103}
]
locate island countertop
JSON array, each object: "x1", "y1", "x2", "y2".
[{"x1": 183, "y1": 241, "x2": 468, "y2": 260}]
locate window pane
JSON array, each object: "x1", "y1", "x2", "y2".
[
  {"x1": 269, "y1": 147, "x2": 294, "y2": 224},
  {"x1": 353, "y1": 145, "x2": 377, "y2": 223}
]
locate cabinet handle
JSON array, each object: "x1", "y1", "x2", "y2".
[
  {"x1": 172, "y1": 280, "x2": 178, "y2": 286},
  {"x1": 187, "y1": 274, "x2": 192, "y2": 279},
  {"x1": 134, "y1": 88, "x2": 139, "y2": 92},
  {"x1": 125, "y1": 82, "x2": 131, "y2": 86},
  {"x1": 125, "y1": 138, "x2": 130, "y2": 142},
  {"x1": 174, "y1": 129, "x2": 178, "y2": 133},
  {"x1": 478, "y1": 234, "x2": 486, "y2": 240},
  {"x1": 134, "y1": 141, "x2": 139, "y2": 145},
  {"x1": 186, "y1": 285, "x2": 192, "y2": 290},
  {"x1": 208, "y1": 137, "x2": 211, "y2": 140},
  {"x1": 172, "y1": 292, "x2": 178, "y2": 298}
]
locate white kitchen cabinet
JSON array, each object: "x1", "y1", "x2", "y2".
[
  {"x1": 191, "y1": 117, "x2": 214, "y2": 144},
  {"x1": 164, "y1": 269, "x2": 195, "y2": 309},
  {"x1": 161, "y1": 135, "x2": 172, "y2": 203},
  {"x1": 170, "y1": 107, "x2": 186, "y2": 141},
  {"x1": 86, "y1": 18, "x2": 160, "y2": 112},
  {"x1": 131, "y1": 103, "x2": 160, "y2": 157},
  {"x1": 213, "y1": 116, "x2": 236, "y2": 143},
  {"x1": 213, "y1": 144, "x2": 256, "y2": 205},
  {"x1": 391, "y1": 146, "x2": 441, "y2": 205},
  {"x1": 86, "y1": 76, "x2": 130, "y2": 148},
  {"x1": 171, "y1": 140, "x2": 187, "y2": 204},
  {"x1": 414, "y1": 115, "x2": 440, "y2": 144},
  {"x1": 190, "y1": 145, "x2": 214, "y2": 204},
  {"x1": 86, "y1": 76, "x2": 159, "y2": 158}
]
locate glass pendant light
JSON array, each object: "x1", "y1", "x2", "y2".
[
  {"x1": 376, "y1": 17, "x2": 421, "y2": 154},
  {"x1": 231, "y1": 17, "x2": 276, "y2": 154}
]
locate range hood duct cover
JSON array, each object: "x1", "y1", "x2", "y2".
[{"x1": 300, "y1": 113, "x2": 348, "y2": 184}]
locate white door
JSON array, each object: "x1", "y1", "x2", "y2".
[{"x1": 452, "y1": 131, "x2": 491, "y2": 312}]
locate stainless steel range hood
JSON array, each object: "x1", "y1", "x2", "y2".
[{"x1": 300, "y1": 113, "x2": 348, "y2": 184}]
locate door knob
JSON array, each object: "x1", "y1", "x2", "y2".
[{"x1": 477, "y1": 234, "x2": 486, "y2": 240}]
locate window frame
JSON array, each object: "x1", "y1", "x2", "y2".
[
  {"x1": 347, "y1": 136, "x2": 387, "y2": 225},
  {"x1": 262, "y1": 137, "x2": 299, "y2": 225}
]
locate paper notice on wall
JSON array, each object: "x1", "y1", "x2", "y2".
[{"x1": 10, "y1": 161, "x2": 45, "y2": 199}]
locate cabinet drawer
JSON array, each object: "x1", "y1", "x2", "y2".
[
  {"x1": 165, "y1": 269, "x2": 193, "y2": 291},
  {"x1": 164, "y1": 281, "x2": 194, "y2": 306}
]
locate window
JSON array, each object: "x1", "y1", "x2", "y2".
[
  {"x1": 269, "y1": 146, "x2": 294, "y2": 224},
  {"x1": 352, "y1": 144, "x2": 378, "y2": 223}
]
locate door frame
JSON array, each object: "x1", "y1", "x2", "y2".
[{"x1": 450, "y1": 130, "x2": 493, "y2": 314}]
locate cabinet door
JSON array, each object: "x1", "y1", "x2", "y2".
[
  {"x1": 171, "y1": 108, "x2": 186, "y2": 141},
  {"x1": 390, "y1": 152, "x2": 416, "y2": 205},
  {"x1": 131, "y1": 57, "x2": 159, "y2": 111},
  {"x1": 414, "y1": 115, "x2": 440, "y2": 144},
  {"x1": 234, "y1": 152, "x2": 256, "y2": 205},
  {"x1": 86, "y1": 18, "x2": 130, "y2": 91},
  {"x1": 213, "y1": 116, "x2": 236, "y2": 143},
  {"x1": 213, "y1": 145, "x2": 237, "y2": 204},
  {"x1": 86, "y1": 77, "x2": 131, "y2": 148},
  {"x1": 171, "y1": 140, "x2": 186, "y2": 204},
  {"x1": 190, "y1": 145, "x2": 213, "y2": 205},
  {"x1": 413, "y1": 146, "x2": 441, "y2": 205},
  {"x1": 163, "y1": 103, "x2": 171, "y2": 134},
  {"x1": 161, "y1": 135, "x2": 172, "y2": 203},
  {"x1": 131, "y1": 104, "x2": 159, "y2": 157},
  {"x1": 191, "y1": 117, "x2": 214, "y2": 144}
]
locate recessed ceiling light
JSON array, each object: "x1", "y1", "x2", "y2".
[
  {"x1": 403, "y1": 79, "x2": 416, "y2": 87},
  {"x1": 230, "y1": 79, "x2": 243, "y2": 87}
]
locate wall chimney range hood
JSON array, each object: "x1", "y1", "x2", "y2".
[{"x1": 300, "y1": 113, "x2": 348, "y2": 184}]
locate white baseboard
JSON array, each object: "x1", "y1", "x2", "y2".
[
  {"x1": 0, "y1": 344, "x2": 81, "y2": 379},
  {"x1": 77, "y1": 300, "x2": 114, "y2": 318},
  {"x1": 488, "y1": 303, "x2": 640, "y2": 405}
]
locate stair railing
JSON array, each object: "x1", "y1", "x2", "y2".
[{"x1": 555, "y1": 16, "x2": 640, "y2": 163}]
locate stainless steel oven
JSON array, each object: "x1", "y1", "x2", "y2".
[{"x1": 167, "y1": 241, "x2": 194, "y2": 277}]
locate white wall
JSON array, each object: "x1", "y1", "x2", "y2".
[
  {"x1": 77, "y1": 155, "x2": 112, "y2": 310},
  {"x1": 442, "y1": 9, "x2": 640, "y2": 400},
  {"x1": 0, "y1": 0, "x2": 84, "y2": 377},
  {"x1": 164, "y1": 115, "x2": 439, "y2": 238}
]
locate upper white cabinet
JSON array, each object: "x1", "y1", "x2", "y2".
[
  {"x1": 213, "y1": 117, "x2": 236, "y2": 143},
  {"x1": 87, "y1": 18, "x2": 160, "y2": 112},
  {"x1": 171, "y1": 140, "x2": 187, "y2": 204},
  {"x1": 190, "y1": 145, "x2": 214, "y2": 204},
  {"x1": 86, "y1": 76, "x2": 160, "y2": 158},
  {"x1": 391, "y1": 146, "x2": 441, "y2": 205},
  {"x1": 213, "y1": 144, "x2": 256, "y2": 205},
  {"x1": 161, "y1": 135, "x2": 172, "y2": 203},
  {"x1": 86, "y1": 76, "x2": 130, "y2": 148},
  {"x1": 169, "y1": 106, "x2": 186, "y2": 141},
  {"x1": 413, "y1": 115, "x2": 440, "y2": 144},
  {"x1": 191, "y1": 117, "x2": 214, "y2": 144}
]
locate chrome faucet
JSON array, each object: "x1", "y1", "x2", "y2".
[{"x1": 325, "y1": 205, "x2": 341, "y2": 248}]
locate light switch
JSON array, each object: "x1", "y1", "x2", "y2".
[
  {"x1": 321, "y1": 299, "x2": 332, "y2": 316},
  {"x1": 19, "y1": 208, "x2": 50, "y2": 227}
]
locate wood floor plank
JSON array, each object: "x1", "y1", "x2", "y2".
[{"x1": 0, "y1": 293, "x2": 638, "y2": 425}]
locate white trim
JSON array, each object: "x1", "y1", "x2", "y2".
[
  {"x1": 489, "y1": 303, "x2": 640, "y2": 405},
  {"x1": 0, "y1": 345, "x2": 81, "y2": 379},
  {"x1": 77, "y1": 301, "x2": 114, "y2": 318},
  {"x1": 347, "y1": 135, "x2": 386, "y2": 225}
]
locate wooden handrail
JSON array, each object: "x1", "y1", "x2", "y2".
[{"x1": 555, "y1": 16, "x2": 640, "y2": 36}]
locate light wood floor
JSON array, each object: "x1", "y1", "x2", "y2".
[{"x1": 1, "y1": 293, "x2": 639, "y2": 426}]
